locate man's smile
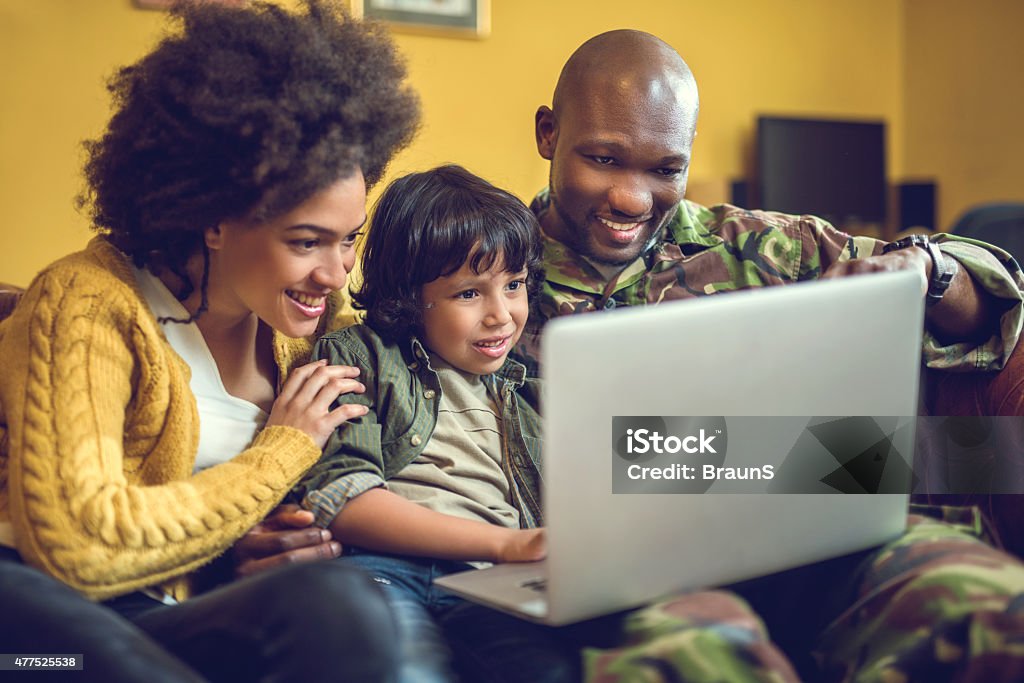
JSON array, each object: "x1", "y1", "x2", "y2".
[
  {"x1": 597, "y1": 217, "x2": 648, "y2": 232},
  {"x1": 595, "y1": 216, "x2": 650, "y2": 245}
]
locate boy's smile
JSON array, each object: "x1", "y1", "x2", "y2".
[{"x1": 420, "y1": 257, "x2": 529, "y2": 376}]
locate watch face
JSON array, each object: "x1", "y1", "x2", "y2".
[{"x1": 882, "y1": 235, "x2": 929, "y2": 254}]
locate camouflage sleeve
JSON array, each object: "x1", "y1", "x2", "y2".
[
  {"x1": 926, "y1": 234, "x2": 1024, "y2": 371},
  {"x1": 794, "y1": 214, "x2": 883, "y2": 280}
]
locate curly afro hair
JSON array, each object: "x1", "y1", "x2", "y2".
[{"x1": 79, "y1": 0, "x2": 419, "y2": 275}]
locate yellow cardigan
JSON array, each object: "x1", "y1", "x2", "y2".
[{"x1": 0, "y1": 237, "x2": 358, "y2": 600}]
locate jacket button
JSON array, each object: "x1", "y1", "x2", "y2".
[
  {"x1": 408, "y1": 362, "x2": 419, "y2": 371},
  {"x1": 411, "y1": 434, "x2": 423, "y2": 446},
  {"x1": 423, "y1": 389, "x2": 436, "y2": 400}
]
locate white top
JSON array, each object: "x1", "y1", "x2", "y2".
[
  {"x1": 133, "y1": 266, "x2": 267, "y2": 473},
  {"x1": 134, "y1": 267, "x2": 269, "y2": 605}
]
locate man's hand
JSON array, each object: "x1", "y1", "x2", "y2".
[
  {"x1": 822, "y1": 247, "x2": 931, "y2": 287},
  {"x1": 233, "y1": 504, "x2": 342, "y2": 579},
  {"x1": 823, "y1": 247, "x2": 995, "y2": 343}
]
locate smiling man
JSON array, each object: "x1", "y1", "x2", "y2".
[
  {"x1": 518, "y1": 29, "x2": 1024, "y2": 683},
  {"x1": 517, "y1": 30, "x2": 1024, "y2": 374},
  {"x1": 537, "y1": 37, "x2": 697, "y2": 269}
]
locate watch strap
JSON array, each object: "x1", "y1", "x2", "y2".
[{"x1": 882, "y1": 235, "x2": 958, "y2": 307}]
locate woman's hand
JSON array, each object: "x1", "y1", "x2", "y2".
[
  {"x1": 233, "y1": 504, "x2": 342, "y2": 578},
  {"x1": 496, "y1": 528, "x2": 547, "y2": 564},
  {"x1": 265, "y1": 360, "x2": 368, "y2": 449}
]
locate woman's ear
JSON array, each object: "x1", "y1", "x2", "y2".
[{"x1": 204, "y1": 224, "x2": 225, "y2": 251}]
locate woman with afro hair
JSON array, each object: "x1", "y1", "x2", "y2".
[{"x1": 0, "y1": 1, "x2": 419, "y2": 680}]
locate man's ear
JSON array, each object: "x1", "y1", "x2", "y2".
[{"x1": 535, "y1": 106, "x2": 558, "y2": 160}]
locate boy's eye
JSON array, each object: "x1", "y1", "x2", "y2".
[{"x1": 507, "y1": 279, "x2": 528, "y2": 292}]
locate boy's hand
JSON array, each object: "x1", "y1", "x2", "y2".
[
  {"x1": 233, "y1": 504, "x2": 343, "y2": 578},
  {"x1": 266, "y1": 360, "x2": 367, "y2": 448},
  {"x1": 496, "y1": 528, "x2": 547, "y2": 563}
]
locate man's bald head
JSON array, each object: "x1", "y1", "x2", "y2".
[
  {"x1": 534, "y1": 30, "x2": 698, "y2": 266},
  {"x1": 552, "y1": 29, "x2": 698, "y2": 126}
]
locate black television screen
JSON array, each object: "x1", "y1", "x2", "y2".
[{"x1": 756, "y1": 116, "x2": 887, "y2": 225}]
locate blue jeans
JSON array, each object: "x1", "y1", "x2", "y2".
[{"x1": 341, "y1": 551, "x2": 580, "y2": 683}]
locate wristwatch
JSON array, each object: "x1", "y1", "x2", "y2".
[{"x1": 882, "y1": 235, "x2": 959, "y2": 307}]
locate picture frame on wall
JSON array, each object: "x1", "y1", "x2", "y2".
[
  {"x1": 134, "y1": 0, "x2": 247, "y2": 9},
  {"x1": 350, "y1": 0, "x2": 490, "y2": 39}
]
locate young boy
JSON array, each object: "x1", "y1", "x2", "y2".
[{"x1": 292, "y1": 165, "x2": 576, "y2": 683}]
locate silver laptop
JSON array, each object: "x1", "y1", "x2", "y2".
[{"x1": 434, "y1": 269, "x2": 925, "y2": 625}]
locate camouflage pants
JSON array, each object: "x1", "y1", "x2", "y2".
[{"x1": 585, "y1": 510, "x2": 1024, "y2": 682}]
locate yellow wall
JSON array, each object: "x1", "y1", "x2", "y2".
[
  {"x1": 0, "y1": 0, "x2": 919, "y2": 286},
  {"x1": 903, "y1": 0, "x2": 1024, "y2": 230},
  {"x1": 0, "y1": 1, "x2": 169, "y2": 286}
]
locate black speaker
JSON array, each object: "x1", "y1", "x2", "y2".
[
  {"x1": 893, "y1": 181, "x2": 937, "y2": 231},
  {"x1": 730, "y1": 179, "x2": 750, "y2": 208}
]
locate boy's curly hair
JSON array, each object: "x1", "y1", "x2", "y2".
[
  {"x1": 356, "y1": 164, "x2": 544, "y2": 343},
  {"x1": 79, "y1": 0, "x2": 419, "y2": 281}
]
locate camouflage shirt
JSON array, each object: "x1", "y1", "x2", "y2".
[{"x1": 515, "y1": 189, "x2": 1024, "y2": 373}]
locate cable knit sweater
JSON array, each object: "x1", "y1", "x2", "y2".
[{"x1": 0, "y1": 237, "x2": 357, "y2": 601}]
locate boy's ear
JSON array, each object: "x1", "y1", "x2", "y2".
[{"x1": 535, "y1": 106, "x2": 558, "y2": 161}]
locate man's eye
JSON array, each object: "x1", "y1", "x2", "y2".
[
  {"x1": 590, "y1": 155, "x2": 615, "y2": 165},
  {"x1": 656, "y1": 168, "x2": 683, "y2": 177}
]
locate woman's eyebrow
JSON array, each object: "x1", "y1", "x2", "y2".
[
  {"x1": 284, "y1": 216, "x2": 367, "y2": 235},
  {"x1": 285, "y1": 224, "x2": 334, "y2": 234}
]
